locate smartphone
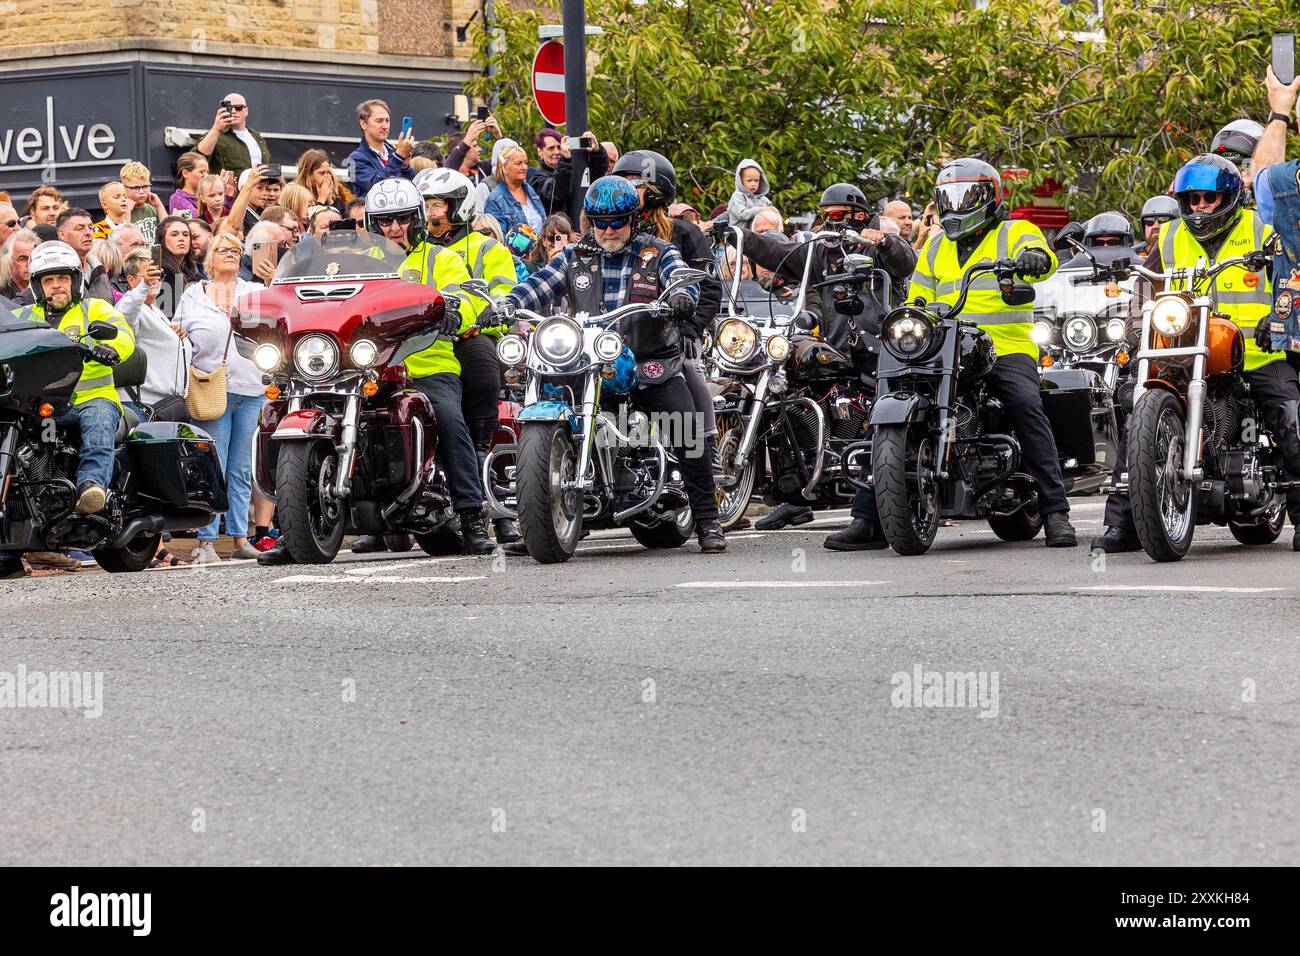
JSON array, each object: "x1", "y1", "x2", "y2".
[
  {"x1": 567, "y1": 136, "x2": 584, "y2": 151},
  {"x1": 1275, "y1": 34, "x2": 1296, "y2": 85},
  {"x1": 477, "y1": 106, "x2": 490, "y2": 121},
  {"x1": 400, "y1": 116, "x2": 413, "y2": 139},
  {"x1": 149, "y1": 244, "x2": 163, "y2": 269},
  {"x1": 250, "y1": 240, "x2": 278, "y2": 274},
  {"x1": 265, "y1": 164, "x2": 283, "y2": 181},
  {"x1": 219, "y1": 99, "x2": 232, "y2": 115}
]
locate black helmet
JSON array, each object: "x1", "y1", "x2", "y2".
[
  {"x1": 1139, "y1": 194, "x2": 1178, "y2": 228},
  {"x1": 1210, "y1": 119, "x2": 1265, "y2": 165},
  {"x1": 934, "y1": 158, "x2": 1003, "y2": 241},
  {"x1": 612, "y1": 149, "x2": 676, "y2": 209},
  {"x1": 818, "y1": 183, "x2": 871, "y2": 227},
  {"x1": 1082, "y1": 211, "x2": 1134, "y2": 249},
  {"x1": 1172, "y1": 153, "x2": 1243, "y2": 241}
]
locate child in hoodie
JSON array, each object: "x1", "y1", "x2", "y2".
[{"x1": 726, "y1": 158, "x2": 773, "y2": 225}]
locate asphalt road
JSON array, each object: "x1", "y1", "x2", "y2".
[{"x1": 2, "y1": 497, "x2": 1298, "y2": 866}]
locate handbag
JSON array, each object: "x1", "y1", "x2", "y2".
[{"x1": 185, "y1": 287, "x2": 232, "y2": 421}]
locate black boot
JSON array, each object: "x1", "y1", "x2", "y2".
[
  {"x1": 754, "y1": 502, "x2": 815, "y2": 530},
  {"x1": 257, "y1": 542, "x2": 297, "y2": 566},
  {"x1": 1090, "y1": 526, "x2": 1141, "y2": 553},
  {"x1": 697, "y1": 518, "x2": 726, "y2": 553},
  {"x1": 503, "y1": 539, "x2": 529, "y2": 556},
  {"x1": 459, "y1": 508, "x2": 496, "y2": 555},
  {"x1": 493, "y1": 518, "x2": 521, "y2": 543},
  {"x1": 823, "y1": 517, "x2": 888, "y2": 551},
  {"x1": 350, "y1": 534, "x2": 387, "y2": 554},
  {"x1": 1044, "y1": 512, "x2": 1078, "y2": 548}
]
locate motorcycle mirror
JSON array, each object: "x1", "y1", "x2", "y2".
[
  {"x1": 793, "y1": 310, "x2": 818, "y2": 331},
  {"x1": 232, "y1": 332, "x2": 258, "y2": 360},
  {"x1": 1052, "y1": 222, "x2": 1085, "y2": 253},
  {"x1": 661, "y1": 269, "x2": 709, "y2": 299},
  {"x1": 86, "y1": 321, "x2": 118, "y2": 341},
  {"x1": 842, "y1": 253, "x2": 872, "y2": 274},
  {"x1": 1001, "y1": 281, "x2": 1035, "y2": 307},
  {"x1": 460, "y1": 278, "x2": 491, "y2": 300}
]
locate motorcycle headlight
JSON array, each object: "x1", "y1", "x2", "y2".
[
  {"x1": 497, "y1": 334, "x2": 527, "y2": 366},
  {"x1": 883, "y1": 309, "x2": 936, "y2": 360},
  {"x1": 1106, "y1": 317, "x2": 1127, "y2": 341},
  {"x1": 766, "y1": 334, "x2": 791, "y2": 362},
  {"x1": 253, "y1": 343, "x2": 282, "y2": 372},
  {"x1": 1031, "y1": 321, "x2": 1053, "y2": 346},
  {"x1": 715, "y1": 318, "x2": 758, "y2": 362},
  {"x1": 293, "y1": 333, "x2": 340, "y2": 380},
  {"x1": 593, "y1": 330, "x2": 623, "y2": 362},
  {"x1": 349, "y1": 339, "x2": 379, "y2": 369},
  {"x1": 534, "y1": 317, "x2": 582, "y2": 365},
  {"x1": 1063, "y1": 315, "x2": 1097, "y2": 351},
  {"x1": 1150, "y1": 296, "x2": 1191, "y2": 336}
]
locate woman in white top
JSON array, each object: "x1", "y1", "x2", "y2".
[{"x1": 176, "y1": 232, "x2": 266, "y2": 563}]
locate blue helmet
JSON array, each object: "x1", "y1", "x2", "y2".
[
  {"x1": 584, "y1": 176, "x2": 641, "y2": 221},
  {"x1": 1171, "y1": 153, "x2": 1242, "y2": 241}
]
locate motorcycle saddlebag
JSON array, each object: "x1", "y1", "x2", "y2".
[
  {"x1": 125, "y1": 421, "x2": 229, "y2": 512},
  {"x1": 1039, "y1": 366, "x2": 1109, "y2": 466}
]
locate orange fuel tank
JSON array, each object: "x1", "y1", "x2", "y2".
[{"x1": 1205, "y1": 315, "x2": 1244, "y2": 376}]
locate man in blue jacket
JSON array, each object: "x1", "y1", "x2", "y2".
[{"x1": 346, "y1": 99, "x2": 417, "y2": 198}]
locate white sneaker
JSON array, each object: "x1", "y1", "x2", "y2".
[
  {"x1": 229, "y1": 543, "x2": 260, "y2": 560},
  {"x1": 192, "y1": 542, "x2": 220, "y2": 564}
]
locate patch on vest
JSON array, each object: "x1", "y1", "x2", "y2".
[
  {"x1": 1277, "y1": 290, "x2": 1294, "y2": 319},
  {"x1": 574, "y1": 272, "x2": 593, "y2": 292},
  {"x1": 642, "y1": 360, "x2": 664, "y2": 380},
  {"x1": 1283, "y1": 268, "x2": 1300, "y2": 291},
  {"x1": 640, "y1": 246, "x2": 660, "y2": 263},
  {"x1": 402, "y1": 268, "x2": 421, "y2": 283},
  {"x1": 62, "y1": 326, "x2": 81, "y2": 342},
  {"x1": 630, "y1": 274, "x2": 658, "y2": 299}
]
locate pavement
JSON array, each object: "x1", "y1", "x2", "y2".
[{"x1": 1, "y1": 497, "x2": 1298, "y2": 865}]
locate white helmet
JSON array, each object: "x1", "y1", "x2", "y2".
[
  {"x1": 413, "y1": 167, "x2": 476, "y2": 224},
  {"x1": 364, "y1": 179, "x2": 426, "y2": 245},
  {"x1": 29, "y1": 241, "x2": 84, "y2": 306}
]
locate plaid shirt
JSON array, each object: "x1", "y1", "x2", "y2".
[{"x1": 505, "y1": 235, "x2": 698, "y2": 315}]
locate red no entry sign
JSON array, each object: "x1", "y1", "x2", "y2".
[{"x1": 532, "y1": 40, "x2": 566, "y2": 127}]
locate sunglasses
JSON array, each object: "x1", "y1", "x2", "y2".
[
  {"x1": 2, "y1": 219, "x2": 17, "y2": 228},
  {"x1": 591, "y1": 216, "x2": 631, "y2": 231},
  {"x1": 226, "y1": 104, "x2": 248, "y2": 112},
  {"x1": 1142, "y1": 215, "x2": 1174, "y2": 227},
  {"x1": 1184, "y1": 190, "x2": 1221, "y2": 206},
  {"x1": 821, "y1": 208, "x2": 864, "y2": 222},
  {"x1": 373, "y1": 212, "x2": 416, "y2": 227}
]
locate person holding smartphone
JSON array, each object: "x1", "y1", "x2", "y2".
[
  {"x1": 347, "y1": 98, "x2": 416, "y2": 198},
  {"x1": 194, "y1": 93, "x2": 271, "y2": 181},
  {"x1": 527, "y1": 126, "x2": 610, "y2": 216}
]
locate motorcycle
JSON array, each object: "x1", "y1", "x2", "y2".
[
  {"x1": 236, "y1": 230, "x2": 502, "y2": 564},
  {"x1": 485, "y1": 268, "x2": 710, "y2": 563},
  {"x1": 0, "y1": 312, "x2": 226, "y2": 573},
  {"x1": 1073, "y1": 246, "x2": 1287, "y2": 561},
  {"x1": 868, "y1": 257, "x2": 1116, "y2": 555},
  {"x1": 709, "y1": 228, "x2": 884, "y2": 528}
]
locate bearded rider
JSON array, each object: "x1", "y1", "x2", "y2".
[{"x1": 497, "y1": 175, "x2": 726, "y2": 554}]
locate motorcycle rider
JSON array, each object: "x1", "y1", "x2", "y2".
[
  {"x1": 258, "y1": 179, "x2": 495, "y2": 566},
  {"x1": 12, "y1": 241, "x2": 135, "y2": 516},
  {"x1": 497, "y1": 175, "x2": 726, "y2": 554},
  {"x1": 724, "y1": 183, "x2": 919, "y2": 530},
  {"x1": 824, "y1": 158, "x2": 1079, "y2": 550},
  {"x1": 1135, "y1": 195, "x2": 1179, "y2": 258},
  {"x1": 1211, "y1": 119, "x2": 1265, "y2": 196},
  {"x1": 1091, "y1": 153, "x2": 1300, "y2": 551},
  {"x1": 412, "y1": 166, "x2": 521, "y2": 545}
]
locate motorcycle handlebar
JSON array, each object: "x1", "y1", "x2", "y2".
[{"x1": 1074, "y1": 252, "x2": 1269, "y2": 289}]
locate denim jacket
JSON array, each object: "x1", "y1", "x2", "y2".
[{"x1": 1263, "y1": 160, "x2": 1300, "y2": 351}]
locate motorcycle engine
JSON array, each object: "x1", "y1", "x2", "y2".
[
  {"x1": 16, "y1": 442, "x2": 56, "y2": 481},
  {"x1": 827, "y1": 389, "x2": 870, "y2": 441},
  {"x1": 1203, "y1": 394, "x2": 1242, "y2": 456},
  {"x1": 952, "y1": 402, "x2": 981, "y2": 440}
]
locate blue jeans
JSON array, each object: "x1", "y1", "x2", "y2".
[
  {"x1": 412, "y1": 373, "x2": 483, "y2": 511},
  {"x1": 59, "y1": 398, "x2": 120, "y2": 490},
  {"x1": 196, "y1": 392, "x2": 265, "y2": 541}
]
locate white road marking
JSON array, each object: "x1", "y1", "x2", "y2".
[
  {"x1": 674, "y1": 580, "x2": 889, "y2": 589},
  {"x1": 343, "y1": 557, "x2": 466, "y2": 574},
  {"x1": 275, "y1": 574, "x2": 486, "y2": 584},
  {"x1": 1073, "y1": 585, "x2": 1288, "y2": 594}
]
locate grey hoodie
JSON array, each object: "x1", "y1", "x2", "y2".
[{"x1": 726, "y1": 158, "x2": 773, "y2": 225}]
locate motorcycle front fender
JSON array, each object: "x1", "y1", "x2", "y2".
[
  {"x1": 869, "y1": 392, "x2": 929, "y2": 427},
  {"x1": 518, "y1": 400, "x2": 578, "y2": 433},
  {"x1": 272, "y1": 408, "x2": 338, "y2": 441}
]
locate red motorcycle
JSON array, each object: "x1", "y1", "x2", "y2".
[{"x1": 232, "y1": 231, "x2": 502, "y2": 563}]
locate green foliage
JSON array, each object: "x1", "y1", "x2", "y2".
[{"x1": 467, "y1": 0, "x2": 1296, "y2": 221}]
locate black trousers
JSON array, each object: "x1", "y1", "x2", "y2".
[
  {"x1": 1103, "y1": 359, "x2": 1300, "y2": 529},
  {"x1": 850, "y1": 353, "x2": 1070, "y2": 525},
  {"x1": 632, "y1": 374, "x2": 718, "y2": 523}
]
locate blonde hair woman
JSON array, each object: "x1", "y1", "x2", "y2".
[{"x1": 483, "y1": 144, "x2": 544, "y2": 236}]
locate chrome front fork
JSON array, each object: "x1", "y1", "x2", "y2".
[
  {"x1": 333, "y1": 393, "x2": 361, "y2": 499},
  {"x1": 732, "y1": 368, "x2": 771, "y2": 470}
]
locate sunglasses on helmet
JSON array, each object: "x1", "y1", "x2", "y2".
[
  {"x1": 591, "y1": 216, "x2": 632, "y2": 230},
  {"x1": 373, "y1": 212, "x2": 416, "y2": 227},
  {"x1": 1183, "y1": 190, "x2": 1222, "y2": 206}
]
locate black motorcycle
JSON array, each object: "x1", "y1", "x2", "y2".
[
  {"x1": 868, "y1": 258, "x2": 1117, "y2": 555},
  {"x1": 0, "y1": 313, "x2": 226, "y2": 573}
]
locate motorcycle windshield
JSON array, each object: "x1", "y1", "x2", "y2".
[{"x1": 273, "y1": 231, "x2": 408, "y2": 283}]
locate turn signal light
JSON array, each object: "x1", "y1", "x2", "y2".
[
  {"x1": 362, "y1": 380, "x2": 379, "y2": 397},
  {"x1": 38, "y1": 403, "x2": 53, "y2": 417},
  {"x1": 503, "y1": 368, "x2": 521, "y2": 384},
  {"x1": 264, "y1": 385, "x2": 281, "y2": 400},
  {"x1": 1041, "y1": 355, "x2": 1054, "y2": 367},
  {"x1": 1244, "y1": 272, "x2": 1259, "y2": 289},
  {"x1": 1116, "y1": 351, "x2": 1130, "y2": 366},
  {"x1": 1104, "y1": 281, "x2": 1121, "y2": 299}
]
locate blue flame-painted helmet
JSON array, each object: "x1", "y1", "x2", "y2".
[{"x1": 584, "y1": 176, "x2": 641, "y2": 223}]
